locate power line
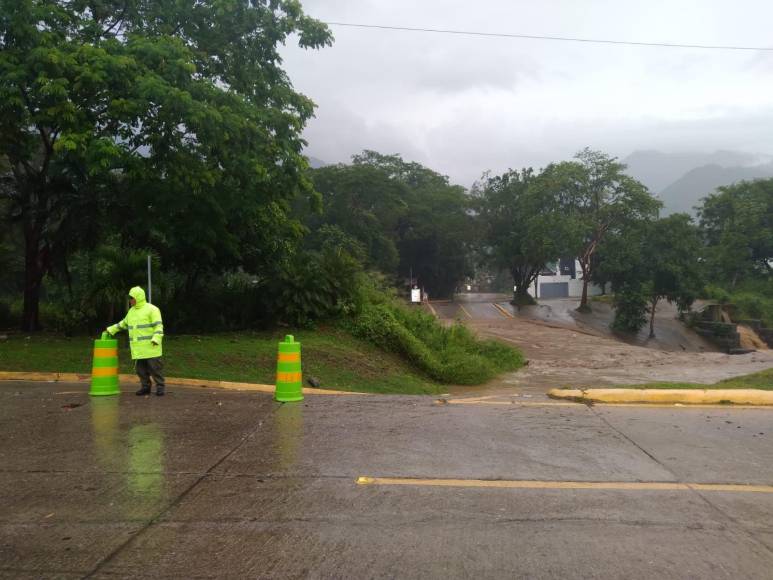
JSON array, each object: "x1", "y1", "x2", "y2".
[{"x1": 324, "y1": 21, "x2": 773, "y2": 52}]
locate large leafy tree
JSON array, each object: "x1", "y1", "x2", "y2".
[
  {"x1": 541, "y1": 149, "x2": 660, "y2": 310},
  {"x1": 473, "y1": 168, "x2": 571, "y2": 304},
  {"x1": 307, "y1": 152, "x2": 473, "y2": 297},
  {"x1": 698, "y1": 178, "x2": 773, "y2": 287},
  {"x1": 0, "y1": 0, "x2": 331, "y2": 330},
  {"x1": 597, "y1": 214, "x2": 703, "y2": 337},
  {"x1": 306, "y1": 162, "x2": 408, "y2": 275},
  {"x1": 353, "y1": 152, "x2": 472, "y2": 298}
]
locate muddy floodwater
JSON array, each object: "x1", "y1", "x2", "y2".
[{"x1": 432, "y1": 294, "x2": 773, "y2": 396}]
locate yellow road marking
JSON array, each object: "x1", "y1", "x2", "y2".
[
  {"x1": 458, "y1": 304, "x2": 472, "y2": 319},
  {"x1": 491, "y1": 303, "x2": 514, "y2": 318},
  {"x1": 356, "y1": 477, "x2": 773, "y2": 493}
]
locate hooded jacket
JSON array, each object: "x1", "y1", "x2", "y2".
[{"x1": 107, "y1": 287, "x2": 164, "y2": 359}]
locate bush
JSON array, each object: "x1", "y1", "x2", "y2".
[
  {"x1": 342, "y1": 297, "x2": 524, "y2": 384},
  {"x1": 703, "y1": 284, "x2": 731, "y2": 303},
  {"x1": 611, "y1": 285, "x2": 649, "y2": 333}
]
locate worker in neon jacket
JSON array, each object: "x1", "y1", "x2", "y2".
[{"x1": 106, "y1": 286, "x2": 165, "y2": 396}]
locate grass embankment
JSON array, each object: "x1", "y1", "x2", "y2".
[
  {"x1": 606, "y1": 368, "x2": 773, "y2": 391},
  {"x1": 0, "y1": 319, "x2": 526, "y2": 394},
  {"x1": 0, "y1": 329, "x2": 448, "y2": 395}
]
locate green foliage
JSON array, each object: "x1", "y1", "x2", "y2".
[
  {"x1": 264, "y1": 245, "x2": 364, "y2": 328},
  {"x1": 698, "y1": 178, "x2": 773, "y2": 286},
  {"x1": 538, "y1": 149, "x2": 661, "y2": 306},
  {"x1": 306, "y1": 152, "x2": 473, "y2": 298},
  {"x1": 342, "y1": 295, "x2": 524, "y2": 385},
  {"x1": 306, "y1": 162, "x2": 406, "y2": 274},
  {"x1": 473, "y1": 167, "x2": 568, "y2": 298},
  {"x1": 611, "y1": 285, "x2": 649, "y2": 333},
  {"x1": 703, "y1": 284, "x2": 731, "y2": 304},
  {"x1": 599, "y1": 214, "x2": 703, "y2": 336},
  {"x1": 0, "y1": 0, "x2": 332, "y2": 330}
]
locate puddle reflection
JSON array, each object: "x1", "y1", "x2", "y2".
[
  {"x1": 90, "y1": 397, "x2": 121, "y2": 472},
  {"x1": 274, "y1": 403, "x2": 303, "y2": 470},
  {"x1": 90, "y1": 398, "x2": 167, "y2": 504},
  {"x1": 128, "y1": 423, "x2": 165, "y2": 497}
]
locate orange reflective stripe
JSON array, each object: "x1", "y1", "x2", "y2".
[
  {"x1": 93, "y1": 348, "x2": 118, "y2": 357},
  {"x1": 277, "y1": 353, "x2": 301, "y2": 363},
  {"x1": 276, "y1": 372, "x2": 302, "y2": 383},
  {"x1": 91, "y1": 367, "x2": 118, "y2": 377}
]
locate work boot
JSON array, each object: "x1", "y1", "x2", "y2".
[
  {"x1": 155, "y1": 387, "x2": 165, "y2": 397},
  {"x1": 136, "y1": 386, "x2": 151, "y2": 396}
]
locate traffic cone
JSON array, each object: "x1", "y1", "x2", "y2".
[
  {"x1": 275, "y1": 335, "x2": 303, "y2": 402},
  {"x1": 90, "y1": 333, "x2": 120, "y2": 396}
]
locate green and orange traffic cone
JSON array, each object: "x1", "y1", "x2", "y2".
[
  {"x1": 90, "y1": 332, "x2": 120, "y2": 396},
  {"x1": 275, "y1": 335, "x2": 303, "y2": 402}
]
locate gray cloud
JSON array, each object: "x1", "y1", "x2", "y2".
[{"x1": 283, "y1": 0, "x2": 773, "y2": 187}]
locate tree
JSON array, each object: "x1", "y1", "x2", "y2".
[
  {"x1": 0, "y1": 1, "x2": 331, "y2": 330},
  {"x1": 473, "y1": 168, "x2": 571, "y2": 304},
  {"x1": 641, "y1": 215, "x2": 703, "y2": 337},
  {"x1": 540, "y1": 149, "x2": 660, "y2": 310},
  {"x1": 698, "y1": 178, "x2": 773, "y2": 287},
  {"x1": 307, "y1": 162, "x2": 408, "y2": 275},
  {"x1": 307, "y1": 152, "x2": 473, "y2": 298},
  {"x1": 597, "y1": 214, "x2": 703, "y2": 337}
]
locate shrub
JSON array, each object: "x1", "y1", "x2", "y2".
[
  {"x1": 611, "y1": 285, "x2": 649, "y2": 333},
  {"x1": 703, "y1": 284, "x2": 731, "y2": 303},
  {"x1": 343, "y1": 297, "x2": 524, "y2": 384}
]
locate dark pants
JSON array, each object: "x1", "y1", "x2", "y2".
[{"x1": 136, "y1": 357, "x2": 165, "y2": 392}]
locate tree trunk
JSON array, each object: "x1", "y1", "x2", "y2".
[
  {"x1": 22, "y1": 224, "x2": 45, "y2": 331},
  {"x1": 577, "y1": 260, "x2": 590, "y2": 311},
  {"x1": 649, "y1": 298, "x2": 658, "y2": 338},
  {"x1": 511, "y1": 266, "x2": 538, "y2": 306}
]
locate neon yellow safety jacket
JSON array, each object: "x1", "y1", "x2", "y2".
[{"x1": 107, "y1": 286, "x2": 164, "y2": 360}]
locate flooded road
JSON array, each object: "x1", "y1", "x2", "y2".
[{"x1": 430, "y1": 294, "x2": 773, "y2": 396}]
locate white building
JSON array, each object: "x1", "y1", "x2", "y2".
[{"x1": 526, "y1": 258, "x2": 606, "y2": 299}]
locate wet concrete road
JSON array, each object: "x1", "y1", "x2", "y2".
[{"x1": 3, "y1": 382, "x2": 773, "y2": 578}]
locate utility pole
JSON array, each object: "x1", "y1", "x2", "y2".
[{"x1": 147, "y1": 254, "x2": 152, "y2": 303}]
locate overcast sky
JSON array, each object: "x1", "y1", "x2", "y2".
[{"x1": 279, "y1": 0, "x2": 773, "y2": 187}]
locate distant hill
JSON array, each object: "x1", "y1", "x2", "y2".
[
  {"x1": 306, "y1": 156, "x2": 327, "y2": 169},
  {"x1": 622, "y1": 150, "x2": 773, "y2": 215},
  {"x1": 658, "y1": 163, "x2": 773, "y2": 215}
]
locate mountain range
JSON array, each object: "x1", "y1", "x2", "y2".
[{"x1": 622, "y1": 150, "x2": 773, "y2": 216}]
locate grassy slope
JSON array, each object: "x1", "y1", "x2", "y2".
[
  {"x1": 0, "y1": 328, "x2": 448, "y2": 395},
  {"x1": 609, "y1": 368, "x2": 773, "y2": 391}
]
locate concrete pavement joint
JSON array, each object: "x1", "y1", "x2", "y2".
[
  {"x1": 592, "y1": 407, "x2": 773, "y2": 562},
  {"x1": 83, "y1": 405, "x2": 278, "y2": 578}
]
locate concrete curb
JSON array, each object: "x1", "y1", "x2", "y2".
[
  {"x1": 0, "y1": 371, "x2": 360, "y2": 396},
  {"x1": 548, "y1": 387, "x2": 773, "y2": 406}
]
